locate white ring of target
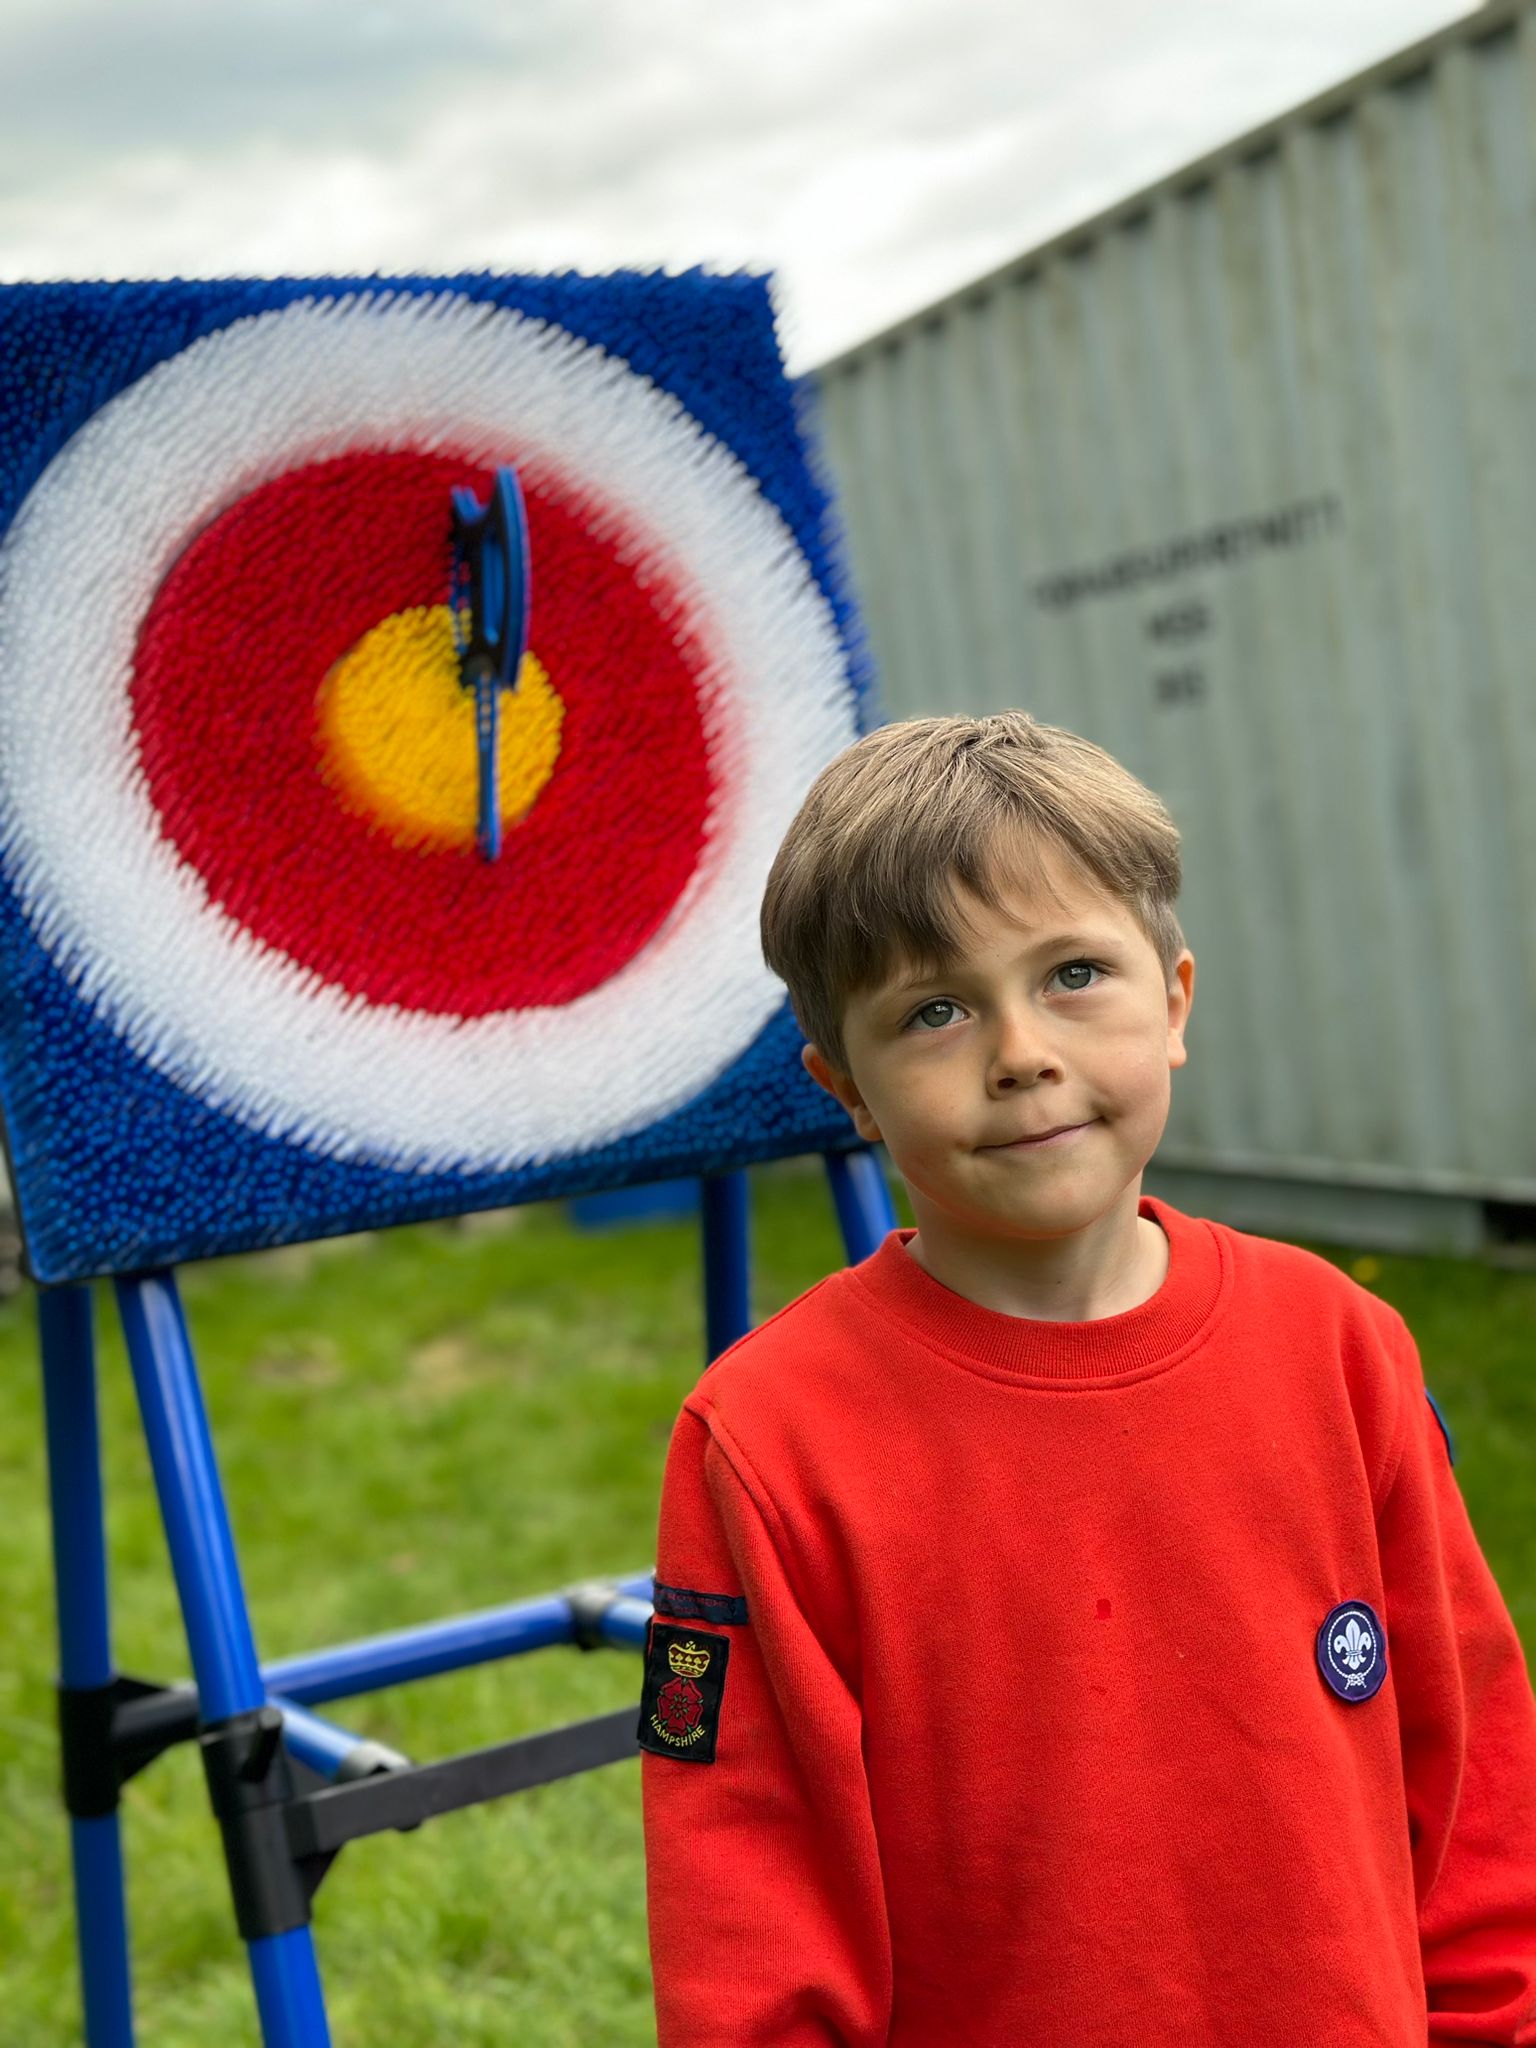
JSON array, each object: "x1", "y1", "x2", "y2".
[{"x1": 0, "y1": 292, "x2": 857, "y2": 1170}]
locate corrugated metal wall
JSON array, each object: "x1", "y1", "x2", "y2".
[{"x1": 812, "y1": 2, "x2": 1536, "y2": 1248}]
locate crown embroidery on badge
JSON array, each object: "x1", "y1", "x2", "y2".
[{"x1": 667, "y1": 1638, "x2": 711, "y2": 1679}]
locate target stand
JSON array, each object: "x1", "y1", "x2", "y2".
[{"x1": 0, "y1": 271, "x2": 891, "y2": 2046}]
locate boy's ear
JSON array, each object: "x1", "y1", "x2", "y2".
[
  {"x1": 801, "y1": 1044, "x2": 883, "y2": 1145},
  {"x1": 1166, "y1": 949, "x2": 1196, "y2": 1071}
]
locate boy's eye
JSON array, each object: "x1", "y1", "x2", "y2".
[
  {"x1": 907, "y1": 998, "x2": 962, "y2": 1031},
  {"x1": 1053, "y1": 959, "x2": 1103, "y2": 993}
]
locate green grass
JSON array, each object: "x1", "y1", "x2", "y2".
[{"x1": 0, "y1": 1170, "x2": 1531, "y2": 2045}]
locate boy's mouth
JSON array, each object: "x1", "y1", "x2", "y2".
[{"x1": 985, "y1": 1118, "x2": 1097, "y2": 1150}]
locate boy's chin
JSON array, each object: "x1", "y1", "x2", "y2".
[{"x1": 916, "y1": 1179, "x2": 1144, "y2": 1241}]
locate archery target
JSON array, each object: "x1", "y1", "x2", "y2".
[{"x1": 0, "y1": 292, "x2": 860, "y2": 1180}]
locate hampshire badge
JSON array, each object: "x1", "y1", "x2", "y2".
[{"x1": 637, "y1": 1622, "x2": 730, "y2": 1763}]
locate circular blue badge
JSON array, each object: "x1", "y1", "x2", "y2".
[{"x1": 1317, "y1": 1600, "x2": 1387, "y2": 1703}]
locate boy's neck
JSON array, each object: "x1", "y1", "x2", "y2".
[{"x1": 903, "y1": 1187, "x2": 1169, "y2": 1323}]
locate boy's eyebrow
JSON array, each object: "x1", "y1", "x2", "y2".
[{"x1": 884, "y1": 930, "x2": 1122, "y2": 996}]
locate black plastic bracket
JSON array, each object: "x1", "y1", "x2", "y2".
[
  {"x1": 201, "y1": 1706, "x2": 336, "y2": 1940},
  {"x1": 204, "y1": 1703, "x2": 637, "y2": 1934},
  {"x1": 58, "y1": 1673, "x2": 193, "y2": 1818},
  {"x1": 285, "y1": 1706, "x2": 639, "y2": 1862},
  {"x1": 60, "y1": 1633, "x2": 644, "y2": 1936}
]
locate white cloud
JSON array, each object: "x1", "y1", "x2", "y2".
[{"x1": 0, "y1": 0, "x2": 1479, "y2": 368}]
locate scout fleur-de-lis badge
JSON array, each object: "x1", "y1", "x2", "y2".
[
  {"x1": 1316, "y1": 1600, "x2": 1388, "y2": 1702},
  {"x1": 637, "y1": 1621, "x2": 731, "y2": 1764}
]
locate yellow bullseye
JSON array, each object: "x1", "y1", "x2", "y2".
[{"x1": 317, "y1": 605, "x2": 563, "y2": 850}]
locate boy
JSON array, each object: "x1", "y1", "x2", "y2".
[{"x1": 638, "y1": 712, "x2": 1536, "y2": 2045}]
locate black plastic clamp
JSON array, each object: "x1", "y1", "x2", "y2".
[
  {"x1": 62, "y1": 1634, "x2": 643, "y2": 1932},
  {"x1": 200, "y1": 1706, "x2": 335, "y2": 1941},
  {"x1": 563, "y1": 1577, "x2": 630, "y2": 1651},
  {"x1": 58, "y1": 1674, "x2": 192, "y2": 1819}
]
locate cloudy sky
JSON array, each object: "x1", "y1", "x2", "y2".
[{"x1": 0, "y1": 0, "x2": 1477, "y2": 371}]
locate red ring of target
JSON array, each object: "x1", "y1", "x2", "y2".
[{"x1": 129, "y1": 450, "x2": 713, "y2": 1016}]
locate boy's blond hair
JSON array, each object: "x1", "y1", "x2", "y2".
[{"x1": 761, "y1": 712, "x2": 1186, "y2": 1074}]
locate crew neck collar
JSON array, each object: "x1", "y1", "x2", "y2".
[{"x1": 845, "y1": 1195, "x2": 1228, "y2": 1385}]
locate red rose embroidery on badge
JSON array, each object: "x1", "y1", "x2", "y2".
[{"x1": 656, "y1": 1675, "x2": 704, "y2": 1737}]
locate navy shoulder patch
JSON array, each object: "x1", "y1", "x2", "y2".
[
  {"x1": 1317, "y1": 1600, "x2": 1388, "y2": 1703},
  {"x1": 1425, "y1": 1387, "x2": 1455, "y2": 1466},
  {"x1": 653, "y1": 1581, "x2": 749, "y2": 1625},
  {"x1": 637, "y1": 1622, "x2": 730, "y2": 1763}
]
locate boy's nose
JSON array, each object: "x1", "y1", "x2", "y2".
[{"x1": 986, "y1": 1011, "x2": 1060, "y2": 1093}]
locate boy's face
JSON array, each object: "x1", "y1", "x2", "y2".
[{"x1": 803, "y1": 840, "x2": 1195, "y2": 1252}]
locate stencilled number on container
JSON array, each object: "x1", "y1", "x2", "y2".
[
  {"x1": 1154, "y1": 666, "x2": 1207, "y2": 705},
  {"x1": 1145, "y1": 600, "x2": 1211, "y2": 644}
]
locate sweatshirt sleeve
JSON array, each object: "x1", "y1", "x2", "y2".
[
  {"x1": 1374, "y1": 1321, "x2": 1536, "y2": 2043},
  {"x1": 640, "y1": 1401, "x2": 892, "y2": 2047}
]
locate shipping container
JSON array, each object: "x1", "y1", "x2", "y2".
[{"x1": 812, "y1": 0, "x2": 1536, "y2": 1259}]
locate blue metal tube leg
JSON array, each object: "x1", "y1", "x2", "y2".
[
  {"x1": 824, "y1": 1147, "x2": 897, "y2": 1265},
  {"x1": 38, "y1": 1285, "x2": 136, "y2": 2048},
  {"x1": 701, "y1": 1170, "x2": 752, "y2": 1361},
  {"x1": 114, "y1": 1272, "x2": 331, "y2": 2048}
]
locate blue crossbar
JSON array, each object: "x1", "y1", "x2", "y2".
[{"x1": 262, "y1": 1576, "x2": 655, "y2": 1707}]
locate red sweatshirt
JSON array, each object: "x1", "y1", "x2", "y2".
[{"x1": 640, "y1": 1194, "x2": 1536, "y2": 2045}]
